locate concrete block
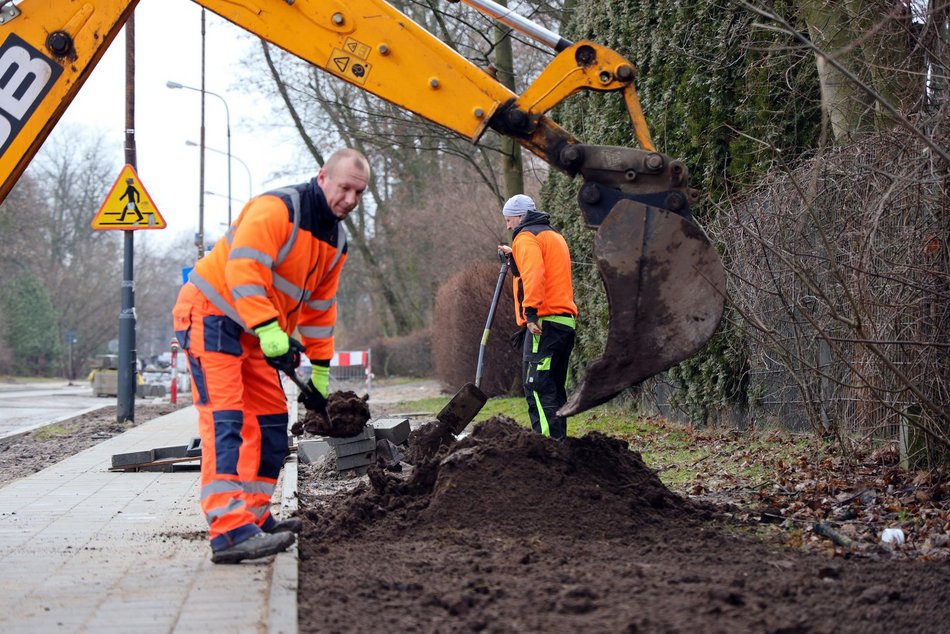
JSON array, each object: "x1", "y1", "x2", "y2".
[
  {"x1": 371, "y1": 418, "x2": 410, "y2": 445},
  {"x1": 93, "y1": 370, "x2": 118, "y2": 397},
  {"x1": 185, "y1": 437, "x2": 201, "y2": 457},
  {"x1": 152, "y1": 445, "x2": 189, "y2": 460},
  {"x1": 325, "y1": 424, "x2": 374, "y2": 446},
  {"x1": 338, "y1": 464, "x2": 371, "y2": 476},
  {"x1": 297, "y1": 439, "x2": 331, "y2": 464},
  {"x1": 336, "y1": 450, "x2": 375, "y2": 471},
  {"x1": 333, "y1": 437, "x2": 377, "y2": 458},
  {"x1": 111, "y1": 448, "x2": 154, "y2": 468}
]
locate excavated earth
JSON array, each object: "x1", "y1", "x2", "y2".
[{"x1": 297, "y1": 415, "x2": 950, "y2": 633}]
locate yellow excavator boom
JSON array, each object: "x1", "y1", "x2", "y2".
[{"x1": 0, "y1": 0, "x2": 725, "y2": 415}]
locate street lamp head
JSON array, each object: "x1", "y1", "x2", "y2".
[
  {"x1": 185, "y1": 140, "x2": 198, "y2": 147},
  {"x1": 166, "y1": 80, "x2": 184, "y2": 89}
]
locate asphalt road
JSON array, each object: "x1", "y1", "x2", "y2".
[{"x1": 0, "y1": 381, "x2": 108, "y2": 440}]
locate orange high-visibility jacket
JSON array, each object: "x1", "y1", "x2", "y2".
[
  {"x1": 188, "y1": 178, "x2": 346, "y2": 361},
  {"x1": 510, "y1": 210, "x2": 577, "y2": 326}
]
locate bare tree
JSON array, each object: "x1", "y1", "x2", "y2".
[
  {"x1": 0, "y1": 125, "x2": 185, "y2": 378},
  {"x1": 712, "y1": 2, "x2": 949, "y2": 458},
  {"x1": 243, "y1": 1, "x2": 563, "y2": 340}
]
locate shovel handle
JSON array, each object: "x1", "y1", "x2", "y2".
[
  {"x1": 474, "y1": 253, "x2": 511, "y2": 388},
  {"x1": 280, "y1": 366, "x2": 331, "y2": 422}
]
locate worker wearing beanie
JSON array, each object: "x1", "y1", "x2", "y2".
[
  {"x1": 172, "y1": 148, "x2": 369, "y2": 564},
  {"x1": 498, "y1": 194, "x2": 577, "y2": 439}
]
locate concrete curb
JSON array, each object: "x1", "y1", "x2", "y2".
[{"x1": 268, "y1": 458, "x2": 299, "y2": 634}]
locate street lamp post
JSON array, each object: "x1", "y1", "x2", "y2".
[
  {"x1": 167, "y1": 80, "x2": 233, "y2": 225},
  {"x1": 186, "y1": 140, "x2": 252, "y2": 205}
]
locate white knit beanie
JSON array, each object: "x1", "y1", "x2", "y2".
[{"x1": 502, "y1": 194, "x2": 536, "y2": 217}]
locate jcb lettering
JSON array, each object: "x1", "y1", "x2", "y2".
[
  {"x1": 0, "y1": 45, "x2": 53, "y2": 119},
  {"x1": 0, "y1": 34, "x2": 62, "y2": 155}
]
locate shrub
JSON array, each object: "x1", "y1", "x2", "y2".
[
  {"x1": 432, "y1": 260, "x2": 521, "y2": 397},
  {"x1": 370, "y1": 329, "x2": 432, "y2": 378}
]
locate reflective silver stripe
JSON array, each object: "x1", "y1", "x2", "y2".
[
  {"x1": 272, "y1": 187, "x2": 301, "y2": 266},
  {"x1": 303, "y1": 224, "x2": 346, "y2": 316},
  {"x1": 272, "y1": 272, "x2": 304, "y2": 300},
  {"x1": 188, "y1": 271, "x2": 249, "y2": 330},
  {"x1": 229, "y1": 246, "x2": 274, "y2": 268},
  {"x1": 246, "y1": 481, "x2": 276, "y2": 496},
  {"x1": 205, "y1": 498, "x2": 246, "y2": 521},
  {"x1": 247, "y1": 503, "x2": 269, "y2": 520},
  {"x1": 231, "y1": 284, "x2": 268, "y2": 300},
  {"x1": 226, "y1": 225, "x2": 236, "y2": 246},
  {"x1": 299, "y1": 325, "x2": 334, "y2": 339},
  {"x1": 307, "y1": 297, "x2": 335, "y2": 311},
  {"x1": 201, "y1": 479, "x2": 275, "y2": 498},
  {"x1": 201, "y1": 480, "x2": 245, "y2": 497}
]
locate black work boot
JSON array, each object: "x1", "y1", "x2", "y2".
[
  {"x1": 211, "y1": 531, "x2": 295, "y2": 564},
  {"x1": 263, "y1": 517, "x2": 302, "y2": 534}
]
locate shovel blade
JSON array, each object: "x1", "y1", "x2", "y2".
[
  {"x1": 559, "y1": 200, "x2": 726, "y2": 417},
  {"x1": 437, "y1": 383, "x2": 488, "y2": 436}
]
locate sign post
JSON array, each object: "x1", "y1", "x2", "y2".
[
  {"x1": 64, "y1": 329, "x2": 77, "y2": 382},
  {"x1": 169, "y1": 339, "x2": 180, "y2": 406},
  {"x1": 89, "y1": 13, "x2": 166, "y2": 422}
]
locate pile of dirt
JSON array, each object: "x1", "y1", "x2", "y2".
[
  {"x1": 297, "y1": 416, "x2": 950, "y2": 633},
  {"x1": 309, "y1": 416, "x2": 690, "y2": 541},
  {"x1": 291, "y1": 390, "x2": 371, "y2": 437}
]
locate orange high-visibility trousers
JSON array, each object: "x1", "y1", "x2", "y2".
[{"x1": 172, "y1": 283, "x2": 289, "y2": 552}]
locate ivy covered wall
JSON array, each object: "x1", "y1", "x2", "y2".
[{"x1": 541, "y1": 1, "x2": 823, "y2": 421}]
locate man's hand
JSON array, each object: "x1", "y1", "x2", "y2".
[
  {"x1": 297, "y1": 379, "x2": 328, "y2": 413},
  {"x1": 298, "y1": 365, "x2": 330, "y2": 413},
  {"x1": 310, "y1": 364, "x2": 330, "y2": 399},
  {"x1": 527, "y1": 321, "x2": 542, "y2": 336},
  {"x1": 255, "y1": 321, "x2": 302, "y2": 374}
]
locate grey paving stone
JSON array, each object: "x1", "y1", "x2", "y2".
[
  {"x1": 325, "y1": 424, "x2": 374, "y2": 446},
  {"x1": 337, "y1": 451, "x2": 375, "y2": 471},
  {"x1": 297, "y1": 439, "x2": 330, "y2": 464},
  {"x1": 333, "y1": 437, "x2": 377, "y2": 457},
  {"x1": 371, "y1": 418, "x2": 410, "y2": 445}
]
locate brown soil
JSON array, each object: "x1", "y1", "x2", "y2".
[
  {"x1": 297, "y1": 415, "x2": 950, "y2": 633},
  {"x1": 0, "y1": 401, "x2": 185, "y2": 488},
  {"x1": 292, "y1": 390, "x2": 372, "y2": 438}
]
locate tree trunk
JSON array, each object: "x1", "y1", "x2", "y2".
[
  {"x1": 854, "y1": 1, "x2": 922, "y2": 125},
  {"x1": 800, "y1": 0, "x2": 876, "y2": 143},
  {"x1": 494, "y1": 0, "x2": 524, "y2": 198}
]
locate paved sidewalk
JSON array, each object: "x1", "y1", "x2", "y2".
[{"x1": 0, "y1": 406, "x2": 297, "y2": 634}]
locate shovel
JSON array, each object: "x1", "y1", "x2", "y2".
[
  {"x1": 436, "y1": 251, "x2": 510, "y2": 436},
  {"x1": 277, "y1": 339, "x2": 334, "y2": 430}
]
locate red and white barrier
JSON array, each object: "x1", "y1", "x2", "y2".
[
  {"x1": 330, "y1": 349, "x2": 372, "y2": 395},
  {"x1": 330, "y1": 351, "x2": 369, "y2": 367}
]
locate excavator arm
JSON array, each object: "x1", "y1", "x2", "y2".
[{"x1": 0, "y1": 0, "x2": 725, "y2": 415}]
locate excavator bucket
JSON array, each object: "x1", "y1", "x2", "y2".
[{"x1": 559, "y1": 200, "x2": 726, "y2": 417}]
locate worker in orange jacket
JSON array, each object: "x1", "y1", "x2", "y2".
[
  {"x1": 499, "y1": 194, "x2": 577, "y2": 439},
  {"x1": 172, "y1": 148, "x2": 370, "y2": 564}
]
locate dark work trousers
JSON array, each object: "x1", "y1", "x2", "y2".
[{"x1": 522, "y1": 318, "x2": 576, "y2": 439}]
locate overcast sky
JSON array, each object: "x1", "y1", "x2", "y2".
[{"x1": 53, "y1": 0, "x2": 313, "y2": 250}]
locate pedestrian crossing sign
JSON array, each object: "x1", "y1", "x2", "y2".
[{"x1": 91, "y1": 165, "x2": 166, "y2": 230}]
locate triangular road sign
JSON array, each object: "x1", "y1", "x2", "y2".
[{"x1": 92, "y1": 165, "x2": 166, "y2": 230}]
